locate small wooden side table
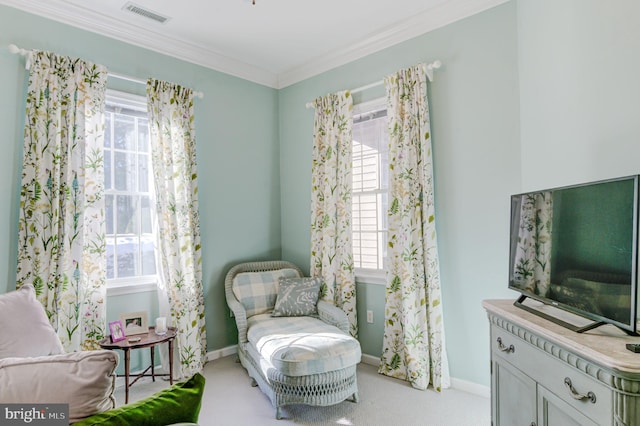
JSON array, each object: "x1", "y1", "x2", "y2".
[{"x1": 99, "y1": 326, "x2": 177, "y2": 404}]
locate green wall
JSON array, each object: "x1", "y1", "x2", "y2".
[
  {"x1": 517, "y1": 0, "x2": 640, "y2": 190},
  {"x1": 355, "y1": 282, "x2": 386, "y2": 357},
  {"x1": 0, "y1": 6, "x2": 281, "y2": 356}
]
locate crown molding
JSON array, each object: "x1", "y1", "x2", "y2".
[
  {"x1": 0, "y1": 0, "x2": 279, "y2": 88},
  {"x1": 1, "y1": 0, "x2": 509, "y2": 90},
  {"x1": 276, "y1": 0, "x2": 510, "y2": 88}
]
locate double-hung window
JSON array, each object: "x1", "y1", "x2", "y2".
[
  {"x1": 352, "y1": 98, "x2": 389, "y2": 283},
  {"x1": 104, "y1": 90, "x2": 158, "y2": 294}
]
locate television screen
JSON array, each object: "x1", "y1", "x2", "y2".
[{"x1": 508, "y1": 175, "x2": 639, "y2": 333}]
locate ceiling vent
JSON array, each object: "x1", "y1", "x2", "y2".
[{"x1": 122, "y1": 2, "x2": 170, "y2": 24}]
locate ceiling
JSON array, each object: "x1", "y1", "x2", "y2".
[{"x1": 2, "y1": 0, "x2": 507, "y2": 88}]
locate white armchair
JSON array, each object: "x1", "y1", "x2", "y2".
[{"x1": 0, "y1": 284, "x2": 118, "y2": 423}]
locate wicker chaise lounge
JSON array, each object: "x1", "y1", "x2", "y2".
[{"x1": 225, "y1": 261, "x2": 361, "y2": 419}]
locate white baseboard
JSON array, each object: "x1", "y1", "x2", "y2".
[
  {"x1": 360, "y1": 353, "x2": 380, "y2": 366},
  {"x1": 359, "y1": 352, "x2": 489, "y2": 398},
  {"x1": 206, "y1": 345, "x2": 238, "y2": 361},
  {"x1": 450, "y1": 377, "x2": 490, "y2": 398}
]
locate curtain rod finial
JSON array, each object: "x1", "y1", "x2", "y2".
[
  {"x1": 8, "y1": 44, "x2": 32, "y2": 69},
  {"x1": 425, "y1": 60, "x2": 442, "y2": 82},
  {"x1": 427, "y1": 60, "x2": 442, "y2": 70},
  {"x1": 8, "y1": 44, "x2": 27, "y2": 56}
]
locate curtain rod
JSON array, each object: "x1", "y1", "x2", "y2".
[
  {"x1": 8, "y1": 44, "x2": 205, "y2": 99},
  {"x1": 305, "y1": 60, "x2": 442, "y2": 109}
]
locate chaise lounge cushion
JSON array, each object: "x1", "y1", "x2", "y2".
[
  {"x1": 0, "y1": 284, "x2": 64, "y2": 359},
  {"x1": 247, "y1": 314, "x2": 361, "y2": 376},
  {"x1": 0, "y1": 350, "x2": 118, "y2": 423},
  {"x1": 232, "y1": 269, "x2": 300, "y2": 317}
]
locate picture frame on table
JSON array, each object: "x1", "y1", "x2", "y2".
[
  {"x1": 119, "y1": 311, "x2": 148, "y2": 336},
  {"x1": 109, "y1": 320, "x2": 126, "y2": 342}
]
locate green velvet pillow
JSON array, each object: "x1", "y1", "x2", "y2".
[{"x1": 72, "y1": 373, "x2": 205, "y2": 426}]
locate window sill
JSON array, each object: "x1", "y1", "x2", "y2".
[
  {"x1": 355, "y1": 269, "x2": 387, "y2": 286},
  {"x1": 107, "y1": 280, "x2": 158, "y2": 297}
]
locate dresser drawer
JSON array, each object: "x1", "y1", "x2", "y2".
[{"x1": 491, "y1": 325, "x2": 613, "y2": 426}]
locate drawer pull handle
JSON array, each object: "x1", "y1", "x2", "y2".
[
  {"x1": 496, "y1": 337, "x2": 515, "y2": 353},
  {"x1": 564, "y1": 377, "x2": 596, "y2": 403}
]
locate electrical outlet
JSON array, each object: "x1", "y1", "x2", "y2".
[{"x1": 366, "y1": 310, "x2": 373, "y2": 323}]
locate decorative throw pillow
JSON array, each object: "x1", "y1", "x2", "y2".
[
  {"x1": 232, "y1": 268, "x2": 301, "y2": 317},
  {"x1": 0, "y1": 284, "x2": 64, "y2": 359},
  {"x1": 71, "y1": 373, "x2": 206, "y2": 426},
  {"x1": 0, "y1": 350, "x2": 118, "y2": 422},
  {"x1": 271, "y1": 277, "x2": 322, "y2": 317}
]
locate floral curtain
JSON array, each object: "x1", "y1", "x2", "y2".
[
  {"x1": 378, "y1": 64, "x2": 450, "y2": 391},
  {"x1": 310, "y1": 91, "x2": 357, "y2": 336},
  {"x1": 511, "y1": 192, "x2": 553, "y2": 296},
  {"x1": 16, "y1": 50, "x2": 108, "y2": 352},
  {"x1": 147, "y1": 79, "x2": 207, "y2": 378}
]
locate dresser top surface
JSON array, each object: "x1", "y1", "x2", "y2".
[{"x1": 483, "y1": 299, "x2": 640, "y2": 374}]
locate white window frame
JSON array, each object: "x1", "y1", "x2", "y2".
[
  {"x1": 352, "y1": 97, "x2": 388, "y2": 286},
  {"x1": 104, "y1": 89, "x2": 159, "y2": 296}
]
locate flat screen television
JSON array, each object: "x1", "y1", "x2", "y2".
[{"x1": 508, "y1": 175, "x2": 640, "y2": 334}]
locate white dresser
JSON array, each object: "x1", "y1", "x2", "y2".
[{"x1": 483, "y1": 299, "x2": 640, "y2": 426}]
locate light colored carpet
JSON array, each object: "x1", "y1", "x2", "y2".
[{"x1": 115, "y1": 355, "x2": 490, "y2": 426}]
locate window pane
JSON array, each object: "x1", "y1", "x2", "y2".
[
  {"x1": 138, "y1": 154, "x2": 150, "y2": 192},
  {"x1": 138, "y1": 119, "x2": 149, "y2": 152},
  {"x1": 141, "y1": 234, "x2": 156, "y2": 275},
  {"x1": 141, "y1": 196, "x2": 152, "y2": 234},
  {"x1": 114, "y1": 151, "x2": 136, "y2": 191},
  {"x1": 116, "y1": 195, "x2": 139, "y2": 235},
  {"x1": 359, "y1": 230, "x2": 380, "y2": 269},
  {"x1": 116, "y1": 236, "x2": 139, "y2": 278},
  {"x1": 360, "y1": 152, "x2": 379, "y2": 191},
  {"x1": 114, "y1": 115, "x2": 135, "y2": 150},
  {"x1": 356, "y1": 194, "x2": 378, "y2": 231}
]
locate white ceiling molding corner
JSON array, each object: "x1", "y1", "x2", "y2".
[
  {"x1": 276, "y1": 0, "x2": 510, "y2": 88},
  {"x1": 0, "y1": 0, "x2": 279, "y2": 88}
]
